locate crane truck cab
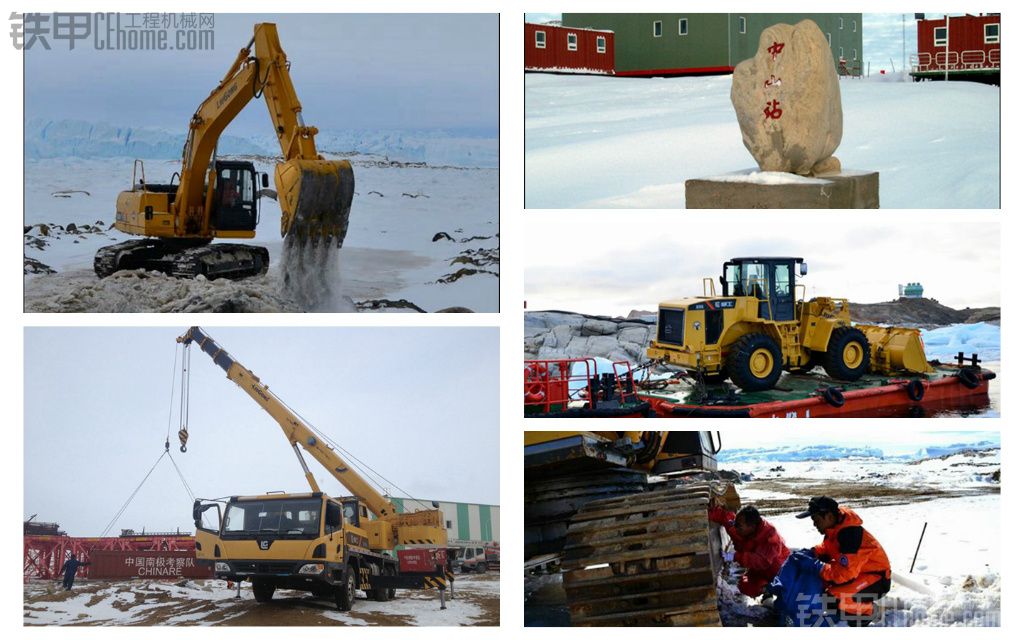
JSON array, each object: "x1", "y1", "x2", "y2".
[{"x1": 193, "y1": 491, "x2": 403, "y2": 610}]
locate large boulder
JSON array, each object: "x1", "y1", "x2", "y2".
[{"x1": 730, "y1": 20, "x2": 842, "y2": 175}]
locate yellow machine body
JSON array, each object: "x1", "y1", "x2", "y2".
[{"x1": 647, "y1": 258, "x2": 933, "y2": 390}]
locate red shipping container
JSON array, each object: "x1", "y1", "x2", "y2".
[
  {"x1": 398, "y1": 548, "x2": 447, "y2": 573},
  {"x1": 916, "y1": 14, "x2": 1000, "y2": 69},
  {"x1": 525, "y1": 23, "x2": 615, "y2": 75},
  {"x1": 87, "y1": 550, "x2": 213, "y2": 579}
]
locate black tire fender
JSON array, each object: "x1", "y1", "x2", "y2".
[
  {"x1": 956, "y1": 367, "x2": 981, "y2": 389},
  {"x1": 822, "y1": 386, "x2": 845, "y2": 408},
  {"x1": 906, "y1": 379, "x2": 926, "y2": 401}
]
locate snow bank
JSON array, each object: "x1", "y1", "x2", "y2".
[
  {"x1": 526, "y1": 74, "x2": 998, "y2": 208},
  {"x1": 921, "y1": 323, "x2": 1000, "y2": 362}
]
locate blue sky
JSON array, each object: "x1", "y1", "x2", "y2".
[
  {"x1": 24, "y1": 327, "x2": 499, "y2": 536},
  {"x1": 25, "y1": 14, "x2": 498, "y2": 136},
  {"x1": 525, "y1": 13, "x2": 974, "y2": 74}
]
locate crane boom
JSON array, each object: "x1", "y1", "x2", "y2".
[{"x1": 178, "y1": 326, "x2": 397, "y2": 519}]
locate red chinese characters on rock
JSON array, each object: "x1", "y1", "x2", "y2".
[{"x1": 763, "y1": 42, "x2": 786, "y2": 120}]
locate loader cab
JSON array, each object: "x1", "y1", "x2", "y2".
[
  {"x1": 211, "y1": 160, "x2": 261, "y2": 231},
  {"x1": 721, "y1": 257, "x2": 805, "y2": 323}
]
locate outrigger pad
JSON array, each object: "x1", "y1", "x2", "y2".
[{"x1": 275, "y1": 158, "x2": 354, "y2": 247}]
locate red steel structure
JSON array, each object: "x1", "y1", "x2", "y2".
[
  {"x1": 526, "y1": 23, "x2": 615, "y2": 75},
  {"x1": 24, "y1": 533, "x2": 198, "y2": 581},
  {"x1": 911, "y1": 14, "x2": 1000, "y2": 78}
]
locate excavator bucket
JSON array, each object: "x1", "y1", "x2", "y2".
[
  {"x1": 859, "y1": 324, "x2": 935, "y2": 376},
  {"x1": 275, "y1": 158, "x2": 354, "y2": 247}
]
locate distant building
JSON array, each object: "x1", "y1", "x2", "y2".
[
  {"x1": 557, "y1": 13, "x2": 861, "y2": 77},
  {"x1": 388, "y1": 497, "x2": 499, "y2": 546},
  {"x1": 526, "y1": 23, "x2": 615, "y2": 75},
  {"x1": 910, "y1": 14, "x2": 1000, "y2": 84},
  {"x1": 899, "y1": 282, "x2": 924, "y2": 299}
]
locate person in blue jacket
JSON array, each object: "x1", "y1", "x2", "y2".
[{"x1": 58, "y1": 553, "x2": 90, "y2": 591}]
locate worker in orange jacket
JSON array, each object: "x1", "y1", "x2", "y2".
[
  {"x1": 710, "y1": 503, "x2": 790, "y2": 598},
  {"x1": 793, "y1": 496, "x2": 892, "y2": 626}
]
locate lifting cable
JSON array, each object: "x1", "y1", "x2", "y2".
[
  {"x1": 177, "y1": 344, "x2": 191, "y2": 453},
  {"x1": 164, "y1": 343, "x2": 180, "y2": 451},
  {"x1": 100, "y1": 450, "x2": 168, "y2": 538}
]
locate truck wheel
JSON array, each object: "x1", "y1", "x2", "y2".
[
  {"x1": 823, "y1": 327, "x2": 871, "y2": 381},
  {"x1": 476, "y1": 562, "x2": 487, "y2": 574},
  {"x1": 252, "y1": 578, "x2": 275, "y2": 603},
  {"x1": 726, "y1": 334, "x2": 783, "y2": 391},
  {"x1": 335, "y1": 568, "x2": 356, "y2": 611}
]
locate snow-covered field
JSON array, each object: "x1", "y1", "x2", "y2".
[
  {"x1": 717, "y1": 447, "x2": 1000, "y2": 627},
  {"x1": 24, "y1": 149, "x2": 498, "y2": 312},
  {"x1": 24, "y1": 573, "x2": 499, "y2": 626},
  {"x1": 525, "y1": 73, "x2": 999, "y2": 208}
]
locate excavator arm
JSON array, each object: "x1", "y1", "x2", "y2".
[
  {"x1": 176, "y1": 23, "x2": 353, "y2": 246},
  {"x1": 178, "y1": 326, "x2": 396, "y2": 519}
]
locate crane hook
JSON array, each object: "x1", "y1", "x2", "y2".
[{"x1": 178, "y1": 428, "x2": 189, "y2": 453}]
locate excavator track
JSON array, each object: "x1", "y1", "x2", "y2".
[
  {"x1": 561, "y1": 483, "x2": 726, "y2": 627},
  {"x1": 94, "y1": 239, "x2": 269, "y2": 280}
]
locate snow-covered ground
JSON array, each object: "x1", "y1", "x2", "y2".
[
  {"x1": 24, "y1": 573, "x2": 499, "y2": 626},
  {"x1": 24, "y1": 152, "x2": 498, "y2": 312},
  {"x1": 717, "y1": 447, "x2": 1000, "y2": 627},
  {"x1": 525, "y1": 74, "x2": 999, "y2": 208}
]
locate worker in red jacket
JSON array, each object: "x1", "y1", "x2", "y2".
[
  {"x1": 709, "y1": 502, "x2": 790, "y2": 598},
  {"x1": 793, "y1": 496, "x2": 892, "y2": 626}
]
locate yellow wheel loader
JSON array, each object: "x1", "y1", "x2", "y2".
[
  {"x1": 647, "y1": 257, "x2": 933, "y2": 392},
  {"x1": 95, "y1": 23, "x2": 353, "y2": 279},
  {"x1": 525, "y1": 431, "x2": 739, "y2": 626}
]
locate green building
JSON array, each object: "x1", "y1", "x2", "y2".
[
  {"x1": 562, "y1": 13, "x2": 863, "y2": 76},
  {"x1": 388, "y1": 496, "x2": 499, "y2": 546}
]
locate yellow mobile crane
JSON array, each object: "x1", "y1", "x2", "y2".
[
  {"x1": 180, "y1": 327, "x2": 447, "y2": 611},
  {"x1": 96, "y1": 23, "x2": 353, "y2": 279}
]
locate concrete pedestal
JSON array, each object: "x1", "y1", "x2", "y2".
[{"x1": 685, "y1": 170, "x2": 879, "y2": 209}]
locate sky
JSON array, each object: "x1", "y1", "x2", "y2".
[
  {"x1": 524, "y1": 213, "x2": 999, "y2": 316},
  {"x1": 24, "y1": 327, "x2": 499, "y2": 536},
  {"x1": 524, "y1": 13, "x2": 976, "y2": 74},
  {"x1": 24, "y1": 13, "x2": 498, "y2": 136},
  {"x1": 722, "y1": 429, "x2": 1000, "y2": 457}
]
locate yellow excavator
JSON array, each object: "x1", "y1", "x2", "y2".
[
  {"x1": 95, "y1": 23, "x2": 353, "y2": 279},
  {"x1": 525, "y1": 431, "x2": 739, "y2": 626},
  {"x1": 179, "y1": 327, "x2": 447, "y2": 610},
  {"x1": 647, "y1": 257, "x2": 934, "y2": 391}
]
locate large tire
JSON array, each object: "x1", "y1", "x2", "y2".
[
  {"x1": 726, "y1": 333, "x2": 783, "y2": 391},
  {"x1": 335, "y1": 567, "x2": 356, "y2": 611},
  {"x1": 252, "y1": 578, "x2": 275, "y2": 603},
  {"x1": 823, "y1": 326, "x2": 871, "y2": 381}
]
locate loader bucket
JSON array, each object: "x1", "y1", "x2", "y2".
[
  {"x1": 275, "y1": 158, "x2": 354, "y2": 247},
  {"x1": 859, "y1": 324, "x2": 935, "y2": 375}
]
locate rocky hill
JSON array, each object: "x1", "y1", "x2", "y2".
[{"x1": 847, "y1": 297, "x2": 999, "y2": 327}]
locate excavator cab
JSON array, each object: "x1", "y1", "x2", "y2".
[{"x1": 211, "y1": 161, "x2": 261, "y2": 232}]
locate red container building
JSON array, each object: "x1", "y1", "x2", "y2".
[
  {"x1": 911, "y1": 14, "x2": 1000, "y2": 83},
  {"x1": 525, "y1": 23, "x2": 615, "y2": 75}
]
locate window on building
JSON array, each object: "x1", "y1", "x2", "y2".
[
  {"x1": 853, "y1": 20, "x2": 857, "y2": 33},
  {"x1": 446, "y1": 520, "x2": 452, "y2": 529},
  {"x1": 984, "y1": 23, "x2": 1000, "y2": 44},
  {"x1": 567, "y1": 33, "x2": 577, "y2": 51},
  {"x1": 839, "y1": 46, "x2": 844, "y2": 57},
  {"x1": 934, "y1": 26, "x2": 948, "y2": 47},
  {"x1": 826, "y1": 32, "x2": 832, "y2": 46},
  {"x1": 679, "y1": 18, "x2": 688, "y2": 35},
  {"x1": 853, "y1": 48, "x2": 858, "y2": 60},
  {"x1": 653, "y1": 20, "x2": 662, "y2": 37},
  {"x1": 839, "y1": 17, "x2": 844, "y2": 30},
  {"x1": 535, "y1": 30, "x2": 546, "y2": 49},
  {"x1": 739, "y1": 16, "x2": 746, "y2": 34},
  {"x1": 596, "y1": 36, "x2": 606, "y2": 53}
]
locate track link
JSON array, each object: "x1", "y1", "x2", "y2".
[
  {"x1": 94, "y1": 240, "x2": 269, "y2": 280},
  {"x1": 562, "y1": 484, "x2": 725, "y2": 627}
]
